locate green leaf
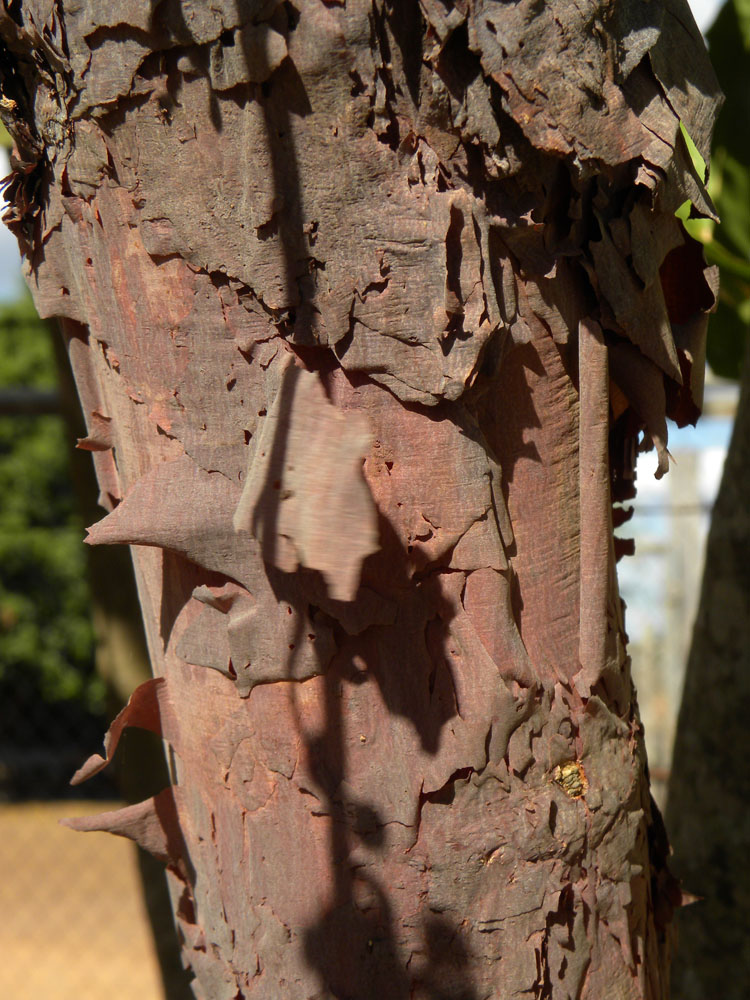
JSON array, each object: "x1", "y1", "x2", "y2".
[
  {"x1": 679, "y1": 122, "x2": 707, "y2": 183},
  {"x1": 734, "y1": 0, "x2": 750, "y2": 49},
  {"x1": 698, "y1": 0, "x2": 750, "y2": 380}
]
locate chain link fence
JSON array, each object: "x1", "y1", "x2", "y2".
[{"x1": 0, "y1": 297, "x2": 179, "y2": 1000}]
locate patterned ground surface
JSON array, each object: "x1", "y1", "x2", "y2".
[{"x1": 0, "y1": 801, "x2": 164, "y2": 1000}]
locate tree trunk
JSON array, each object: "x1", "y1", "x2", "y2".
[
  {"x1": 1, "y1": 2, "x2": 720, "y2": 997},
  {"x1": 666, "y1": 338, "x2": 750, "y2": 1000},
  {"x1": 52, "y1": 320, "x2": 194, "y2": 999}
]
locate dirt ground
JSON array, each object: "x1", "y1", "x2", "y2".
[{"x1": 0, "y1": 800, "x2": 165, "y2": 1000}]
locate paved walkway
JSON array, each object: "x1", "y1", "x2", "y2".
[{"x1": 0, "y1": 801, "x2": 165, "y2": 1000}]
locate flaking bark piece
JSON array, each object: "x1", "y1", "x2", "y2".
[
  {"x1": 85, "y1": 454, "x2": 255, "y2": 588},
  {"x1": 85, "y1": 454, "x2": 343, "y2": 686},
  {"x1": 589, "y1": 222, "x2": 681, "y2": 383},
  {"x1": 65, "y1": 328, "x2": 122, "y2": 510},
  {"x1": 329, "y1": 369, "x2": 506, "y2": 576},
  {"x1": 176, "y1": 581, "x2": 336, "y2": 695},
  {"x1": 65, "y1": 0, "x2": 285, "y2": 116},
  {"x1": 234, "y1": 360, "x2": 378, "y2": 602},
  {"x1": 208, "y1": 22, "x2": 288, "y2": 89},
  {"x1": 62, "y1": 786, "x2": 187, "y2": 869},
  {"x1": 466, "y1": 0, "x2": 656, "y2": 167},
  {"x1": 175, "y1": 601, "x2": 234, "y2": 677},
  {"x1": 609, "y1": 340, "x2": 670, "y2": 478},
  {"x1": 76, "y1": 409, "x2": 113, "y2": 451},
  {"x1": 648, "y1": 0, "x2": 722, "y2": 164},
  {"x1": 577, "y1": 320, "x2": 613, "y2": 693},
  {"x1": 71, "y1": 677, "x2": 173, "y2": 784},
  {"x1": 227, "y1": 601, "x2": 335, "y2": 694}
]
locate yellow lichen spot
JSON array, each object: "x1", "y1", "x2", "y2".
[{"x1": 553, "y1": 760, "x2": 588, "y2": 799}]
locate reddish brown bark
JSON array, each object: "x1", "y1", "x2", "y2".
[{"x1": 1, "y1": 1, "x2": 719, "y2": 997}]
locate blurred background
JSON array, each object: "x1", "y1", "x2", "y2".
[{"x1": 0, "y1": 0, "x2": 746, "y2": 997}]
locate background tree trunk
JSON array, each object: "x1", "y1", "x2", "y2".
[
  {"x1": 666, "y1": 338, "x2": 750, "y2": 1000},
  {"x1": 1, "y1": 1, "x2": 720, "y2": 997}
]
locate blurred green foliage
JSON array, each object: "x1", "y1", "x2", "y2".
[
  {"x1": 0, "y1": 296, "x2": 101, "y2": 712},
  {"x1": 683, "y1": 0, "x2": 750, "y2": 379}
]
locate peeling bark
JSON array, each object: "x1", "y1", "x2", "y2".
[{"x1": 1, "y1": 1, "x2": 719, "y2": 997}]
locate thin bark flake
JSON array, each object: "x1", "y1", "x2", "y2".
[{"x1": 234, "y1": 357, "x2": 379, "y2": 602}]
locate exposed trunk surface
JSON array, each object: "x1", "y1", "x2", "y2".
[
  {"x1": 52, "y1": 323, "x2": 194, "y2": 999},
  {"x1": 666, "y1": 340, "x2": 750, "y2": 1000},
  {"x1": 1, "y1": 2, "x2": 720, "y2": 997}
]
